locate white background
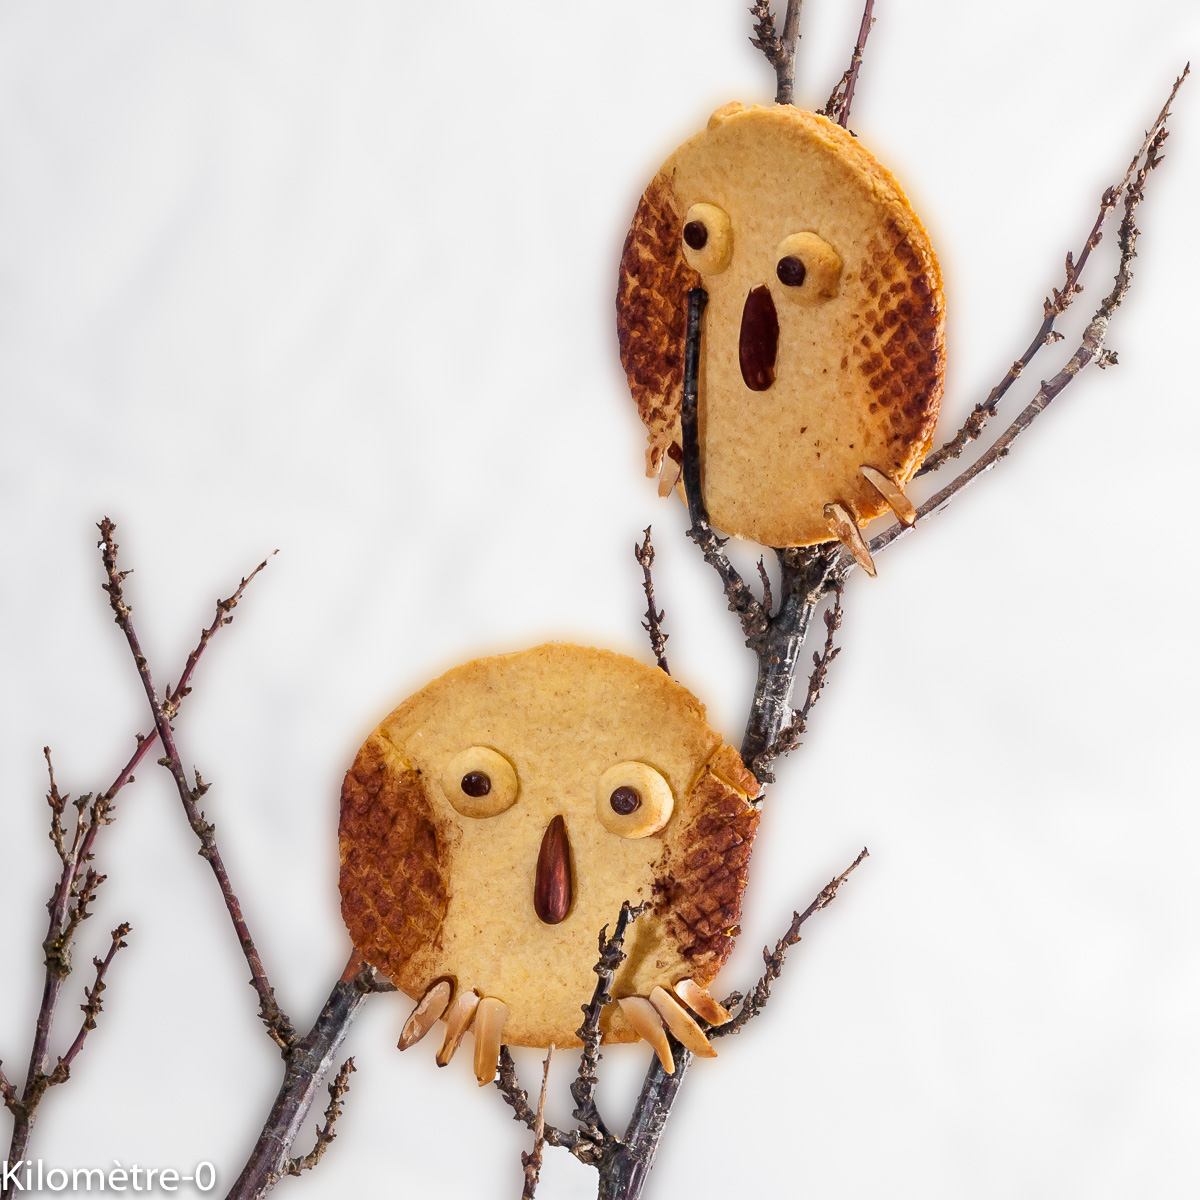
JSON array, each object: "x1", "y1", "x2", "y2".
[{"x1": 1, "y1": 1, "x2": 1197, "y2": 1197}]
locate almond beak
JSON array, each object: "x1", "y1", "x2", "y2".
[
  {"x1": 533, "y1": 814, "x2": 572, "y2": 925},
  {"x1": 739, "y1": 284, "x2": 779, "y2": 392}
]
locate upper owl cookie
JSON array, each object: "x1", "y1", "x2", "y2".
[
  {"x1": 617, "y1": 102, "x2": 946, "y2": 548},
  {"x1": 339, "y1": 644, "x2": 759, "y2": 1079}
]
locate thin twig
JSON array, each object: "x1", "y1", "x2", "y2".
[
  {"x1": 686, "y1": 522, "x2": 769, "y2": 650},
  {"x1": 919, "y1": 66, "x2": 1188, "y2": 476},
  {"x1": 97, "y1": 518, "x2": 295, "y2": 1051},
  {"x1": 772, "y1": 582, "x2": 844, "y2": 758},
  {"x1": 274, "y1": 1058, "x2": 356, "y2": 1179},
  {"x1": 521, "y1": 1046, "x2": 554, "y2": 1200},
  {"x1": 823, "y1": 0, "x2": 875, "y2": 127},
  {"x1": 712, "y1": 848, "x2": 869, "y2": 1038},
  {"x1": 56, "y1": 923, "x2": 132, "y2": 1073},
  {"x1": 845, "y1": 113, "x2": 1175, "y2": 572},
  {"x1": 755, "y1": 557, "x2": 774, "y2": 616},
  {"x1": 634, "y1": 529, "x2": 670, "y2": 674},
  {"x1": 749, "y1": 1, "x2": 803, "y2": 104},
  {"x1": 0, "y1": 1067, "x2": 17, "y2": 1116},
  {"x1": 496, "y1": 1047, "x2": 582, "y2": 1160}
]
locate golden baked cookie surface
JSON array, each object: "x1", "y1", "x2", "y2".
[
  {"x1": 339, "y1": 644, "x2": 759, "y2": 1051},
  {"x1": 617, "y1": 102, "x2": 946, "y2": 547}
]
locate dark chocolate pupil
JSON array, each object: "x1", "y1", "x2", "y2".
[
  {"x1": 461, "y1": 771, "x2": 492, "y2": 797},
  {"x1": 777, "y1": 255, "x2": 806, "y2": 287},
  {"x1": 609, "y1": 786, "x2": 641, "y2": 815},
  {"x1": 683, "y1": 221, "x2": 709, "y2": 250}
]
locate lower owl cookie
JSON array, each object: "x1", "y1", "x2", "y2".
[{"x1": 338, "y1": 643, "x2": 760, "y2": 1082}]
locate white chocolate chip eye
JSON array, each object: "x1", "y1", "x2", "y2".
[
  {"x1": 774, "y1": 232, "x2": 843, "y2": 304},
  {"x1": 682, "y1": 203, "x2": 733, "y2": 275},
  {"x1": 441, "y1": 747, "x2": 519, "y2": 818},
  {"x1": 596, "y1": 762, "x2": 674, "y2": 838}
]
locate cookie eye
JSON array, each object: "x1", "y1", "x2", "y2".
[
  {"x1": 681, "y1": 203, "x2": 733, "y2": 275},
  {"x1": 596, "y1": 762, "x2": 674, "y2": 838},
  {"x1": 442, "y1": 747, "x2": 519, "y2": 818},
  {"x1": 774, "y1": 232, "x2": 842, "y2": 304}
]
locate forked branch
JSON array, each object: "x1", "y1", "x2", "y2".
[
  {"x1": 4, "y1": 544, "x2": 273, "y2": 1192},
  {"x1": 229, "y1": 952, "x2": 385, "y2": 1199}
]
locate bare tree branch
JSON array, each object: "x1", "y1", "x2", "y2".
[
  {"x1": 97, "y1": 518, "x2": 294, "y2": 1051},
  {"x1": 613, "y1": 68, "x2": 1191, "y2": 1200},
  {"x1": 521, "y1": 1047, "x2": 554, "y2": 1200},
  {"x1": 713, "y1": 848, "x2": 869, "y2": 1038},
  {"x1": 919, "y1": 66, "x2": 1188, "y2": 476},
  {"x1": 823, "y1": 0, "x2": 875, "y2": 127},
  {"x1": 634, "y1": 529, "x2": 670, "y2": 674},
  {"x1": 4, "y1": 550, "x2": 270, "y2": 1193},
  {"x1": 229, "y1": 953, "x2": 381, "y2": 1199}
]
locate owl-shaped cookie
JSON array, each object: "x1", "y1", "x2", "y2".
[
  {"x1": 339, "y1": 644, "x2": 759, "y2": 1084},
  {"x1": 617, "y1": 102, "x2": 946, "y2": 550}
]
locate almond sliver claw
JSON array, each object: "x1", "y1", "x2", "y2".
[
  {"x1": 473, "y1": 996, "x2": 509, "y2": 1087},
  {"x1": 618, "y1": 995, "x2": 675, "y2": 1074},
  {"x1": 860, "y1": 464, "x2": 917, "y2": 526},
  {"x1": 825, "y1": 502, "x2": 877, "y2": 577},
  {"x1": 398, "y1": 979, "x2": 452, "y2": 1051},
  {"x1": 674, "y1": 978, "x2": 732, "y2": 1025},
  {"x1": 650, "y1": 986, "x2": 717, "y2": 1057},
  {"x1": 436, "y1": 990, "x2": 480, "y2": 1067}
]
